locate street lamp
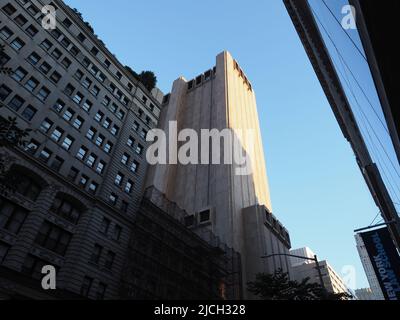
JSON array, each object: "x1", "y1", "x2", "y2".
[{"x1": 261, "y1": 253, "x2": 327, "y2": 295}]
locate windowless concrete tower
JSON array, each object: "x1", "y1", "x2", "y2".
[{"x1": 147, "y1": 51, "x2": 291, "y2": 298}]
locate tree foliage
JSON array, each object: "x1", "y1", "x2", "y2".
[{"x1": 247, "y1": 269, "x2": 353, "y2": 300}]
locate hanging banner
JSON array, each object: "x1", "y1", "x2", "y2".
[{"x1": 360, "y1": 227, "x2": 400, "y2": 300}]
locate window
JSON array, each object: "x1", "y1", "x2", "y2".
[
  {"x1": 41, "y1": 39, "x2": 53, "y2": 51},
  {"x1": 140, "y1": 129, "x2": 148, "y2": 139},
  {"x1": 39, "y1": 62, "x2": 51, "y2": 74},
  {"x1": 52, "y1": 99, "x2": 65, "y2": 113},
  {"x1": 142, "y1": 96, "x2": 148, "y2": 104},
  {"x1": 0, "y1": 198, "x2": 28, "y2": 234},
  {"x1": 64, "y1": 84, "x2": 75, "y2": 96},
  {"x1": 39, "y1": 148, "x2": 52, "y2": 163},
  {"x1": 88, "y1": 182, "x2": 98, "y2": 194},
  {"x1": 51, "y1": 28, "x2": 62, "y2": 39},
  {"x1": 50, "y1": 156, "x2": 64, "y2": 172},
  {"x1": 103, "y1": 118, "x2": 111, "y2": 129},
  {"x1": 2, "y1": 3, "x2": 16, "y2": 15},
  {"x1": 82, "y1": 77, "x2": 92, "y2": 89},
  {"x1": 90, "y1": 244, "x2": 103, "y2": 264},
  {"x1": 26, "y1": 24, "x2": 38, "y2": 37},
  {"x1": 79, "y1": 175, "x2": 89, "y2": 187},
  {"x1": 104, "y1": 59, "x2": 111, "y2": 68},
  {"x1": 35, "y1": 221, "x2": 72, "y2": 256},
  {"x1": 104, "y1": 142, "x2": 113, "y2": 154},
  {"x1": 113, "y1": 225, "x2": 122, "y2": 241},
  {"x1": 50, "y1": 71, "x2": 61, "y2": 83},
  {"x1": 61, "y1": 57, "x2": 71, "y2": 69},
  {"x1": 22, "y1": 255, "x2": 54, "y2": 280},
  {"x1": 67, "y1": 167, "x2": 79, "y2": 182},
  {"x1": 76, "y1": 146, "x2": 88, "y2": 160},
  {"x1": 96, "y1": 161, "x2": 106, "y2": 174},
  {"x1": 37, "y1": 87, "x2": 50, "y2": 101},
  {"x1": 10, "y1": 38, "x2": 25, "y2": 51},
  {"x1": 70, "y1": 45, "x2": 80, "y2": 56},
  {"x1": 115, "y1": 173, "x2": 124, "y2": 186},
  {"x1": 116, "y1": 71, "x2": 122, "y2": 80},
  {"x1": 100, "y1": 218, "x2": 111, "y2": 234},
  {"x1": 0, "y1": 51, "x2": 10, "y2": 65},
  {"x1": 74, "y1": 69, "x2": 84, "y2": 80},
  {"x1": 73, "y1": 116, "x2": 84, "y2": 130},
  {"x1": 12, "y1": 67, "x2": 28, "y2": 82},
  {"x1": 24, "y1": 77, "x2": 39, "y2": 92},
  {"x1": 25, "y1": 139, "x2": 39, "y2": 154},
  {"x1": 21, "y1": 105, "x2": 37, "y2": 121},
  {"x1": 116, "y1": 110, "x2": 125, "y2": 120},
  {"x1": 91, "y1": 47, "x2": 99, "y2": 56},
  {"x1": 135, "y1": 144, "x2": 144, "y2": 155},
  {"x1": 104, "y1": 251, "x2": 115, "y2": 269},
  {"x1": 82, "y1": 57, "x2": 91, "y2": 68},
  {"x1": 63, "y1": 108, "x2": 75, "y2": 122},
  {"x1": 90, "y1": 65, "x2": 99, "y2": 76},
  {"x1": 82, "y1": 100, "x2": 92, "y2": 112},
  {"x1": 51, "y1": 127, "x2": 64, "y2": 142},
  {"x1": 94, "y1": 111, "x2": 104, "y2": 123},
  {"x1": 111, "y1": 125, "x2": 119, "y2": 136},
  {"x1": 95, "y1": 134, "x2": 104, "y2": 147},
  {"x1": 62, "y1": 136, "x2": 74, "y2": 151},
  {"x1": 91, "y1": 86, "x2": 100, "y2": 97},
  {"x1": 40, "y1": 118, "x2": 53, "y2": 133},
  {"x1": 96, "y1": 283, "x2": 107, "y2": 300},
  {"x1": 98, "y1": 73, "x2": 106, "y2": 83},
  {"x1": 121, "y1": 201, "x2": 129, "y2": 213},
  {"x1": 109, "y1": 193, "x2": 118, "y2": 205},
  {"x1": 86, "y1": 127, "x2": 96, "y2": 140},
  {"x1": 27, "y1": 52, "x2": 41, "y2": 65},
  {"x1": 109, "y1": 103, "x2": 117, "y2": 113},
  {"x1": 77, "y1": 33, "x2": 86, "y2": 42},
  {"x1": 0, "y1": 85, "x2": 12, "y2": 100},
  {"x1": 8, "y1": 95, "x2": 25, "y2": 111},
  {"x1": 127, "y1": 137, "x2": 134, "y2": 147},
  {"x1": 63, "y1": 18, "x2": 72, "y2": 28},
  {"x1": 60, "y1": 37, "x2": 71, "y2": 49},
  {"x1": 86, "y1": 154, "x2": 97, "y2": 168},
  {"x1": 121, "y1": 153, "x2": 129, "y2": 165},
  {"x1": 73, "y1": 92, "x2": 83, "y2": 104},
  {"x1": 27, "y1": 4, "x2": 39, "y2": 15},
  {"x1": 51, "y1": 48, "x2": 62, "y2": 59},
  {"x1": 125, "y1": 180, "x2": 133, "y2": 194},
  {"x1": 80, "y1": 276, "x2": 93, "y2": 297},
  {"x1": 130, "y1": 161, "x2": 139, "y2": 173},
  {"x1": 0, "y1": 26, "x2": 13, "y2": 40}
]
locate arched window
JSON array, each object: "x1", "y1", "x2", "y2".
[
  {"x1": 50, "y1": 194, "x2": 85, "y2": 224},
  {"x1": 5, "y1": 166, "x2": 46, "y2": 201}
]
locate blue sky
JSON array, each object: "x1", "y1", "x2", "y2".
[{"x1": 62, "y1": 0, "x2": 389, "y2": 288}]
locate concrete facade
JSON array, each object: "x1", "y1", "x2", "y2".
[
  {"x1": 0, "y1": 0, "x2": 161, "y2": 299},
  {"x1": 146, "y1": 51, "x2": 290, "y2": 298},
  {"x1": 289, "y1": 247, "x2": 316, "y2": 267},
  {"x1": 291, "y1": 259, "x2": 353, "y2": 297}
]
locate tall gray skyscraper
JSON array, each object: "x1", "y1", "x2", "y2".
[{"x1": 146, "y1": 51, "x2": 291, "y2": 298}]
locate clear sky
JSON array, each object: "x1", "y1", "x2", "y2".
[{"x1": 62, "y1": 0, "x2": 386, "y2": 289}]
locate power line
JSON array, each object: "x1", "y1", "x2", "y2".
[
  {"x1": 311, "y1": 6, "x2": 389, "y2": 137},
  {"x1": 311, "y1": 8, "x2": 400, "y2": 182},
  {"x1": 321, "y1": 0, "x2": 367, "y2": 61}
]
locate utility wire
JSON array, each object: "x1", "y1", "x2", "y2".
[
  {"x1": 311, "y1": 8, "x2": 400, "y2": 182},
  {"x1": 321, "y1": 0, "x2": 367, "y2": 61}
]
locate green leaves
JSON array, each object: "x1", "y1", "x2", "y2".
[{"x1": 247, "y1": 268, "x2": 353, "y2": 300}]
